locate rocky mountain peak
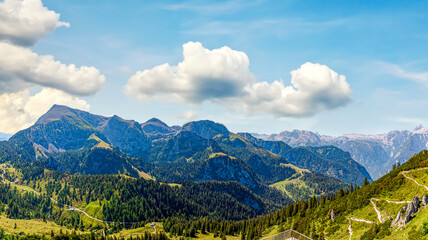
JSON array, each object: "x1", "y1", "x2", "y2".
[
  {"x1": 145, "y1": 118, "x2": 168, "y2": 126},
  {"x1": 181, "y1": 120, "x2": 229, "y2": 139},
  {"x1": 35, "y1": 104, "x2": 77, "y2": 125},
  {"x1": 141, "y1": 118, "x2": 177, "y2": 136},
  {"x1": 413, "y1": 124, "x2": 427, "y2": 133}
]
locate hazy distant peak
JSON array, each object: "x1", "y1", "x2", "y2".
[
  {"x1": 413, "y1": 124, "x2": 427, "y2": 133},
  {"x1": 108, "y1": 114, "x2": 139, "y2": 126},
  {"x1": 0, "y1": 132, "x2": 11, "y2": 141},
  {"x1": 143, "y1": 118, "x2": 169, "y2": 127}
]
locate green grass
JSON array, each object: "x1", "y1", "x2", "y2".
[
  {"x1": 375, "y1": 200, "x2": 407, "y2": 223},
  {"x1": 407, "y1": 169, "x2": 428, "y2": 187},
  {"x1": 349, "y1": 204, "x2": 378, "y2": 223},
  {"x1": 111, "y1": 222, "x2": 160, "y2": 239},
  {"x1": 0, "y1": 213, "x2": 88, "y2": 236},
  {"x1": 349, "y1": 220, "x2": 372, "y2": 240},
  {"x1": 270, "y1": 172, "x2": 315, "y2": 201},
  {"x1": 82, "y1": 201, "x2": 104, "y2": 219},
  {"x1": 88, "y1": 134, "x2": 113, "y2": 150},
  {"x1": 378, "y1": 174, "x2": 427, "y2": 201}
]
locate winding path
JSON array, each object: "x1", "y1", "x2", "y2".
[
  {"x1": 402, "y1": 168, "x2": 428, "y2": 191},
  {"x1": 347, "y1": 217, "x2": 373, "y2": 240},
  {"x1": 0, "y1": 167, "x2": 141, "y2": 225},
  {"x1": 370, "y1": 199, "x2": 383, "y2": 223},
  {"x1": 345, "y1": 167, "x2": 428, "y2": 239},
  {"x1": 348, "y1": 217, "x2": 373, "y2": 224},
  {"x1": 347, "y1": 220, "x2": 352, "y2": 240}
]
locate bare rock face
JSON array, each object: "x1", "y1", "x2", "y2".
[
  {"x1": 391, "y1": 196, "x2": 420, "y2": 228},
  {"x1": 422, "y1": 195, "x2": 428, "y2": 206},
  {"x1": 330, "y1": 209, "x2": 336, "y2": 220}
]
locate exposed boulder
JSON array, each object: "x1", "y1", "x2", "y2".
[
  {"x1": 391, "y1": 196, "x2": 420, "y2": 228},
  {"x1": 422, "y1": 195, "x2": 428, "y2": 206},
  {"x1": 330, "y1": 209, "x2": 336, "y2": 220}
]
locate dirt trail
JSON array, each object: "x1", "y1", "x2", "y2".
[
  {"x1": 348, "y1": 220, "x2": 352, "y2": 240},
  {"x1": 370, "y1": 199, "x2": 383, "y2": 223},
  {"x1": 348, "y1": 217, "x2": 374, "y2": 224},
  {"x1": 347, "y1": 217, "x2": 373, "y2": 240},
  {"x1": 345, "y1": 167, "x2": 428, "y2": 239},
  {"x1": 4, "y1": 174, "x2": 140, "y2": 225},
  {"x1": 402, "y1": 168, "x2": 428, "y2": 191}
]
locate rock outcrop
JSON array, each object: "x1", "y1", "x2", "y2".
[
  {"x1": 422, "y1": 195, "x2": 428, "y2": 206},
  {"x1": 391, "y1": 196, "x2": 420, "y2": 228},
  {"x1": 330, "y1": 209, "x2": 336, "y2": 220}
]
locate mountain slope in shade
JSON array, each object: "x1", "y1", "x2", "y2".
[
  {"x1": 3, "y1": 105, "x2": 357, "y2": 205},
  {"x1": 54, "y1": 147, "x2": 142, "y2": 178},
  {"x1": 181, "y1": 120, "x2": 230, "y2": 139},
  {"x1": 254, "y1": 125, "x2": 428, "y2": 180},
  {"x1": 141, "y1": 118, "x2": 179, "y2": 139},
  {"x1": 238, "y1": 133, "x2": 372, "y2": 185},
  {"x1": 10, "y1": 104, "x2": 151, "y2": 158},
  {"x1": 100, "y1": 115, "x2": 151, "y2": 155}
]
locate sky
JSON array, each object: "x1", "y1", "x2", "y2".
[{"x1": 1, "y1": 0, "x2": 428, "y2": 136}]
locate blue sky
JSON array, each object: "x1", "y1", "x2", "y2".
[{"x1": 1, "y1": 0, "x2": 428, "y2": 135}]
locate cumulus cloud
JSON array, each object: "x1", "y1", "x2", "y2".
[
  {"x1": 178, "y1": 111, "x2": 198, "y2": 121},
  {"x1": 0, "y1": 0, "x2": 69, "y2": 46},
  {"x1": 125, "y1": 41, "x2": 255, "y2": 103},
  {"x1": 0, "y1": 42, "x2": 106, "y2": 95},
  {"x1": 0, "y1": 88, "x2": 89, "y2": 134},
  {"x1": 126, "y1": 42, "x2": 352, "y2": 118},
  {"x1": 243, "y1": 62, "x2": 352, "y2": 117},
  {"x1": 0, "y1": 0, "x2": 105, "y2": 134}
]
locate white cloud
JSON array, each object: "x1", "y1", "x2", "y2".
[
  {"x1": 178, "y1": 111, "x2": 198, "y2": 121},
  {"x1": 0, "y1": 0, "x2": 103, "y2": 134},
  {"x1": 125, "y1": 41, "x2": 255, "y2": 103},
  {"x1": 0, "y1": 88, "x2": 89, "y2": 134},
  {"x1": 380, "y1": 62, "x2": 428, "y2": 87},
  {"x1": 126, "y1": 42, "x2": 352, "y2": 118},
  {"x1": 0, "y1": 0, "x2": 69, "y2": 46},
  {"x1": 0, "y1": 42, "x2": 106, "y2": 95},
  {"x1": 242, "y1": 62, "x2": 352, "y2": 117}
]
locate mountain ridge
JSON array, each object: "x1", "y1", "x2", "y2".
[
  {"x1": 254, "y1": 126, "x2": 428, "y2": 180},
  {"x1": 1, "y1": 104, "x2": 366, "y2": 206}
]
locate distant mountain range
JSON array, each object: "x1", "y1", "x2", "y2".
[
  {"x1": 0, "y1": 105, "x2": 372, "y2": 205},
  {"x1": 0, "y1": 132, "x2": 11, "y2": 141},
  {"x1": 253, "y1": 125, "x2": 428, "y2": 180}
]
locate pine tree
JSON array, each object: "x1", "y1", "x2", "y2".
[{"x1": 363, "y1": 177, "x2": 369, "y2": 186}]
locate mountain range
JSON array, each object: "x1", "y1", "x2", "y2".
[
  {"x1": 0, "y1": 104, "x2": 372, "y2": 205},
  {"x1": 3, "y1": 104, "x2": 428, "y2": 239},
  {"x1": 0, "y1": 132, "x2": 10, "y2": 141},
  {"x1": 253, "y1": 125, "x2": 428, "y2": 180}
]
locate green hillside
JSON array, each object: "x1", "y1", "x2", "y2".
[
  {"x1": 270, "y1": 164, "x2": 349, "y2": 201},
  {"x1": 141, "y1": 150, "x2": 428, "y2": 240}
]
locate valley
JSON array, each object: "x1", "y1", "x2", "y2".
[
  {"x1": 254, "y1": 126, "x2": 428, "y2": 180},
  {"x1": 0, "y1": 106, "x2": 427, "y2": 240}
]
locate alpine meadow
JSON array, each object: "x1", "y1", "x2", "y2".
[{"x1": 1, "y1": 0, "x2": 428, "y2": 240}]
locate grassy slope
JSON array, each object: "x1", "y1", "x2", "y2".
[
  {"x1": 260, "y1": 150, "x2": 428, "y2": 239},
  {"x1": 270, "y1": 163, "x2": 348, "y2": 202},
  {"x1": 7, "y1": 151, "x2": 428, "y2": 239},
  {"x1": 0, "y1": 214, "x2": 88, "y2": 236}
]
